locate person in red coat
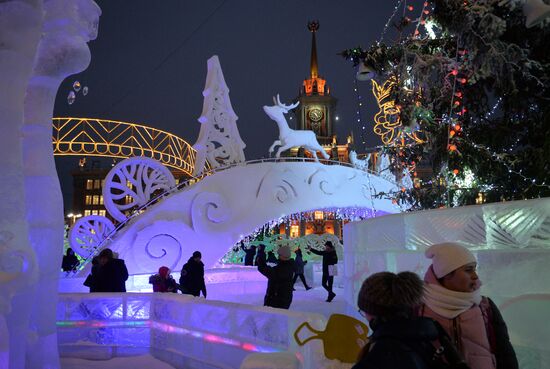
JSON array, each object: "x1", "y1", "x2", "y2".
[{"x1": 149, "y1": 266, "x2": 178, "y2": 293}]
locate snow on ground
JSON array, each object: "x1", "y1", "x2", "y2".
[
  {"x1": 61, "y1": 354, "x2": 176, "y2": 369},
  {"x1": 221, "y1": 285, "x2": 350, "y2": 318}
]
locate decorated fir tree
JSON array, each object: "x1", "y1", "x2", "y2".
[{"x1": 343, "y1": 0, "x2": 550, "y2": 209}]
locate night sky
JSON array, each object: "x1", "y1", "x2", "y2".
[{"x1": 53, "y1": 0, "x2": 417, "y2": 210}]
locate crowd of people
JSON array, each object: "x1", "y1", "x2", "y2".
[
  {"x1": 80, "y1": 248, "x2": 207, "y2": 297},
  {"x1": 74, "y1": 240, "x2": 517, "y2": 369}
]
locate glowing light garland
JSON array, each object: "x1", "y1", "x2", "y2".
[
  {"x1": 353, "y1": 78, "x2": 367, "y2": 147},
  {"x1": 377, "y1": 0, "x2": 404, "y2": 45}
]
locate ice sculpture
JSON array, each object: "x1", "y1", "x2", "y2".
[
  {"x1": 265, "y1": 95, "x2": 330, "y2": 162},
  {"x1": 96, "y1": 160, "x2": 399, "y2": 274},
  {"x1": 0, "y1": 0, "x2": 100, "y2": 367},
  {"x1": 349, "y1": 151, "x2": 370, "y2": 171},
  {"x1": 69, "y1": 215, "x2": 115, "y2": 258},
  {"x1": 103, "y1": 157, "x2": 176, "y2": 222},
  {"x1": 0, "y1": 1, "x2": 44, "y2": 367},
  {"x1": 193, "y1": 55, "x2": 246, "y2": 176}
]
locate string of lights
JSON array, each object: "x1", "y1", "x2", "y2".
[
  {"x1": 353, "y1": 78, "x2": 368, "y2": 147},
  {"x1": 377, "y1": 0, "x2": 404, "y2": 45},
  {"x1": 412, "y1": 1, "x2": 431, "y2": 38},
  {"x1": 463, "y1": 139, "x2": 549, "y2": 189}
]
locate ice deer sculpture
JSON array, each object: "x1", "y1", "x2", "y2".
[
  {"x1": 349, "y1": 150, "x2": 370, "y2": 171},
  {"x1": 264, "y1": 95, "x2": 330, "y2": 162}
]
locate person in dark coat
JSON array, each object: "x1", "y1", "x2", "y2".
[
  {"x1": 62, "y1": 247, "x2": 80, "y2": 272},
  {"x1": 257, "y1": 245, "x2": 295, "y2": 309},
  {"x1": 94, "y1": 248, "x2": 129, "y2": 292},
  {"x1": 292, "y1": 248, "x2": 311, "y2": 290},
  {"x1": 266, "y1": 250, "x2": 278, "y2": 264},
  {"x1": 256, "y1": 243, "x2": 266, "y2": 260},
  {"x1": 180, "y1": 251, "x2": 207, "y2": 297},
  {"x1": 308, "y1": 241, "x2": 338, "y2": 302},
  {"x1": 353, "y1": 271, "x2": 469, "y2": 369},
  {"x1": 83, "y1": 256, "x2": 99, "y2": 292},
  {"x1": 149, "y1": 266, "x2": 178, "y2": 293},
  {"x1": 241, "y1": 242, "x2": 257, "y2": 266}
]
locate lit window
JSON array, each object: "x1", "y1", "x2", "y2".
[
  {"x1": 99, "y1": 195, "x2": 104, "y2": 205},
  {"x1": 125, "y1": 195, "x2": 132, "y2": 204},
  {"x1": 92, "y1": 210, "x2": 98, "y2": 215},
  {"x1": 85, "y1": 195, "x2": 92, "y2": 205},
  {"x1": 126, "y1": 180, "x2": 132, "y2": 189},
  {"x1": 93, "y1": 179, "x2": 100, "y2": 189},
  {"x1": 314, "y1": 211, "x2": 324, "y2": 220},
  {"x1": 101, "y1": 179, "x2": 105, "y2": 188},
  {"x1": 99, "y1": 210, "x2": 106, "y2": 216},
  {"x1": 84, "y1": 210, "x2": 91, "y2": 216},
  {"x1": 86, "y1": 180, "x2": 93, "y2": 190},
  {"x1": 290, "y1": 225, "x2": 300, "y2": 238},
  {"x1": 92, "y1": 195, "x2": 99, "y2": 205}
]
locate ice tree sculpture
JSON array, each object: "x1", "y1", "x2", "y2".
[
  {"x1": 69, "y1": 215, "x2": 115, "y2": 258},
  {"x1": 0, "y1": 1, "x2": 43, "y2": 367},
  {"x1": 0, "y1": 0, "x2": 101, "y2": 367},
  {"x1": 23, "y1": 1, "x2": 100, "y2": 366},
  {"x1": 193, "y1": 55, "x2": 246, "y2": 176},
  {"x1": 103, "y1": 157, "x2": 176, "y2": 222}
]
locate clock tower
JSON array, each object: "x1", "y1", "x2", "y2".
[{"x1": 294, "y1": 21, "x2": 338, "y2": 146}]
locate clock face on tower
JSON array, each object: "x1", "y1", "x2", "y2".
[{"x1": 308, "y1": 108, "x2": 324, "y2": 123}]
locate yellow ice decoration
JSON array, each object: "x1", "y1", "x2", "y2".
[
  {"x1": 372, "y1": 77, "x2": 425, "y2": 146},
  {"x1": 294, "y1": 313, "x2": 369, "y2": 363}
]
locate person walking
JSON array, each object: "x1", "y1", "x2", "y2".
[
  {"x1": 354, "y1": 271, "x2": 469, "y2": 369},
  {"x1": 308, "y1": 241, "x2": 338, "y2": 302},
  {"x1": 420, "y1": 242, "x2": 518, "y2": 369},
  {"x1": 292, "y1": 248, "x2": 311, "y2": 290},
  {"x1": 180, "y1": 251, "x2": 207, "y2": 298},
  {"x1": 94, "y1": 248, "x2": 129, "y2": 292},
  {"x1": 149, "y1": 266, "x2": 178, "y2": 293},
  {"x1": 257, "y1": 245, "x2": 295, "y2": 309}
]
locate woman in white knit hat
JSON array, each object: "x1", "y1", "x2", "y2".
[{"x1": 421, "y1": 242, "x2": 518, "y2": 369}]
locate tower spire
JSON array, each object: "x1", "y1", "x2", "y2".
[{"x1": 308, "y1": 21, "x2": 319, "y2": 79}]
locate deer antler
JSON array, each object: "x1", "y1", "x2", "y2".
[{"x1": 274, "y1": 94, "x2": 299, "y2": 111}]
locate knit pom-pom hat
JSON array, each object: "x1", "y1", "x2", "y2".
[
  {"x1": 425, "y1": 242, "x2": 476, "y2": 278},
  {"x1": 357, "y1": 271, "x2": 424, "y2": 317}
]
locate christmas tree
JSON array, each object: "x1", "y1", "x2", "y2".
[{"x1": 343, "y1": 0, "x2": 550, "y2": 209}]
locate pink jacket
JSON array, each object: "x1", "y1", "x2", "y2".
[{"x1": 421, "y1": 266, "x2": 496, "y2": 369}]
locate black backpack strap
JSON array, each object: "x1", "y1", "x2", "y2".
[{"x1": 431, "y1": 319, "x2": 471, "y2": 369}]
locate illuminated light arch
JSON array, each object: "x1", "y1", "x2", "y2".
[
  {"x1": 371, "y1": 77, "x2": 425, "y2": 146},
  {"x1": 52, "y1": 117, "x2": 204, "y2": 176}
]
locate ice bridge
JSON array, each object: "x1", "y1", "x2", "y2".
[{"x1": 70, "y1": 156, "x2": 401, "y2": 276}]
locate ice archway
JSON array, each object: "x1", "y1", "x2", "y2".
[{"x1": 98, "y1": 159, "x2": 401, "y2": 274}]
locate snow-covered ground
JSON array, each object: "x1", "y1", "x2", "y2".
[
  {"x1": 59, "y1": 286, "x2": 349, "y2": 369},
  {"x1": 61, "y1": 354, "x2": 176, "y2": 369}
]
